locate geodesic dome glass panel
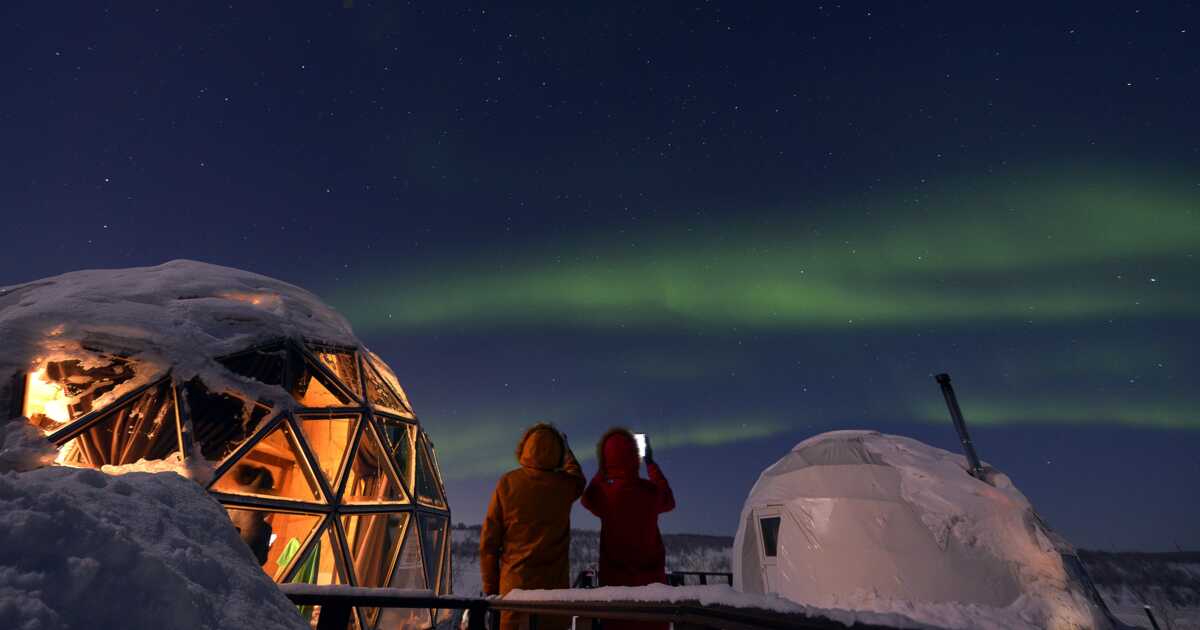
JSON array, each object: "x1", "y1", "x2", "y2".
[{"x1": 18, "y1": 337, "x2": 451, "y2": 629}]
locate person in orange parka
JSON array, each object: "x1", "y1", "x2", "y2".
[
  {"x1": 582, "y1": 428, "x2": 676, "y2": 630},
  {"x1": 480, "y1": 423, "x2": 585, "y2": 630}
]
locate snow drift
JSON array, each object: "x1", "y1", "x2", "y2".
[
  {"x1": 733, "y1": 430, "x2": 1114, "y2": 630},
  {"x1": 0, "y1": 464, "x2": 307, "y2": 630}
]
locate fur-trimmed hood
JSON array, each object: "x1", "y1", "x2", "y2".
[{"x1": 516, "y1": 422, "x2": 565, "y2": 470}]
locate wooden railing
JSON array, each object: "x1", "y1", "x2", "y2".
[{"x1": 280, "y1": 585, "x2": 910, "y2": 630}]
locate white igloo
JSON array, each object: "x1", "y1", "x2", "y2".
[
  {"x1": 0, "y1": 260, "x2": 451, "y2": 629},
  {"x1": 732, "y1": 430, "x2": 1117, "y2": 629}
]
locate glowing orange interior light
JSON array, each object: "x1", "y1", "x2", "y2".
[
  {"x1": 218, "y1": 291, "x2": 280, "y2": 307},
  {"x1": 23, "y1": 367, "x2": 72, "y2": 432}
]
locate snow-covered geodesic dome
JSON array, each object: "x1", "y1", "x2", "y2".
[
  {"x1": 0, "y1": 260, "x2": 451, "y2": 628},
  {"x1": 732, "y1": 430, "x2": 1115, "y2": 630}
]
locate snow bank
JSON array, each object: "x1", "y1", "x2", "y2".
[
  {"x1": 0, "y1": 259, "x2": 357, "y2": 416},
  {"x1": 0, "y1": 418, "x2": 56, "y2": 473},
  {"x1": 0, "y1": 466, "x2": 308, "y2": 630},
  {"x1": 733, "y1": 430, "x2": 1112, "y2": 630}
]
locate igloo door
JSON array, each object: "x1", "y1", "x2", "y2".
[{"x1": 755, "y1": 508, "x2": 782, "y2": 593}]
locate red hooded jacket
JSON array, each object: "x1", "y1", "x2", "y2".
[{"x1": 581, "y1": 429, "x2": 676, "y2": 587}]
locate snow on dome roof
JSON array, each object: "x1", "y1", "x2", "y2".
[
  {"x1": 734, "y1": 430, "x2": 1113, "y2": 629},
  {"x1": 0, "y1": 260, "x2": 358, "y2": 415}
]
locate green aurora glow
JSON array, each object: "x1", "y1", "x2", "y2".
[
  {"x1": 335, "y1": 169, "x2": 1199, "y2": 461},
  {"x1": 334, "y1": 171, "x2": 1198, "y2": 332},
  {"x1": 911, "y1": 398, "x2": 1198, "y2": 430}
]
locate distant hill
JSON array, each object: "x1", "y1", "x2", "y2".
[{"x1": 450, "y1": 525, "x2": 1200, "y2": 628}]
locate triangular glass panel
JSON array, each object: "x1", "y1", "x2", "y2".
[
  {"x1": 342, "y1": 422, "x2": 407, "y2": 504},
  {"x1": 414, "y1": 432, "x2": 447, "y2": 508},
  {"x1": 340, "y1": 512, "x2": 409, "y2": 588},
  {"x1": 433, "y1": 525, "x2": 454, "y2": 623},
  {"x1": 218, "y1": 343, "x2": 287, "y2": 387},
  {"x1": 295, "y1": 415, "x2": 357, "y2": 493},
  {"x1": 362, "y1": 520, "x2": 430, "y2": 630},
  {"x1": 291, "y1": 357, "x2": 356, "y2": 407},
  {"x1": 224, "y1": 507, "x2": 322, "y2": 581},
  {"x1": 418, "y1": 514, "x2": 448, "y2": 591},
  {"x1": 54, "y1": 379, "x2": 179, "y2": 467},
  {"x1": 367, "y1": 351, "x2": 415, "y2": 411},
  {"x1": 184, "y1": 378, "x2": 272, "y2": 464},
  {"x1": 308, "y1": 345, "x2": 362, "y2": 400},
  {"x1": 286, "y1": 520, "x2": 350, "y2": 627},
  {"x1": 210, "y1": 421, "x2": 324, "y2": 502},
  {"x1": 389, "y1": 517, "x2": 425, "y2": 589},
  {"x1": 360, "y1": 360, "x2": 408, "y2": 415},
  {"x1": 376, "y1": 416, "x2": 416, "y2": 496},
  {"x1": 285, "y1": 519, "x2": 348, "y2": 586}
]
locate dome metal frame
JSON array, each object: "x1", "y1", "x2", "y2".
[{"x1": 16, "y1": 336, "x2": 451, "y2": 629}]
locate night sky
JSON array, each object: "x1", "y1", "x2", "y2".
[{"x1": 3, "y1": 2, "x2": 1198, "y2": 551}]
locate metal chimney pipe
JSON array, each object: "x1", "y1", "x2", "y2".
[{"x1": 935, "y1": 373, "x2": 986, "y2": 480}]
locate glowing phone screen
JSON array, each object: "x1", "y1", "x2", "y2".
[{"x1": 634, "y1": 433, "x2": 647, "y2": 458}]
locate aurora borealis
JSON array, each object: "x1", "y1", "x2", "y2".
[
  {"x1": 3, "y1": 2, "x2": 1198, "y2": 550},
  {"x1": 335, "y1": 169, "x2": 1199, "y2": 330}
]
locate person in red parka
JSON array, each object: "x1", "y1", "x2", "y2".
[{"x1": 582, "y1": 428, "x2": 676, "y2": 621}]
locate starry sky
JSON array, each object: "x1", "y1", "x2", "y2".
[{"x1": 3, "y1": 2, "x2": 1198, "y2": 551}]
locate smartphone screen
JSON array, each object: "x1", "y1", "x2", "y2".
[{"x1": 634, "y1": 433, "x2": 647, "y2": 458}]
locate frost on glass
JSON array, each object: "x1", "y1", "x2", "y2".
[
  {"x1": 295, "y1": 415, "x2": 357, "y2": 491},
  {"x1": 54, "y1": 379, "x2": 178, "y2": 467},
  {"x1": 366, "y1": 351, "x2": 414, "y2": 411},
  {"x1": 308, "y1": 345, "x2": 361, "y2": 400},
  {"x1": 363, "y1": 354, "x2": 411, "y2": 417},
  {"x1": 211, "y1": 421, "x2": 323, "y2": 502},
  {"x1": 341, "y1": 512, "x2": 408, "y2": 588},
  {"x1": 225, "y1": 508, "x2": 322, "y2": 581},
  {"x1": 342, "y1": 422, "x2": 406, "y2": 504},
  {"x1": 184, "y1": 379, "x2": 271, "y2": 463},
  {"x1": 23, "y1": 353, "x2": 139, "y2": 434}
]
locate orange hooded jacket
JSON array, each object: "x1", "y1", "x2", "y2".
[{"x1": 480, "y1": 423, "x2": 586, "y2": 597}]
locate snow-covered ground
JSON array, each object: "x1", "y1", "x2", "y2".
[
  {"x1": 505, "y1": 583, "x2": 936, "y2": 629},
  {"x1": 452, "y1": 523, "x2": 1200, "y2": 629},
  {"x1": 0, "y1": 421, "x2": 307, "y2": 630}
]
